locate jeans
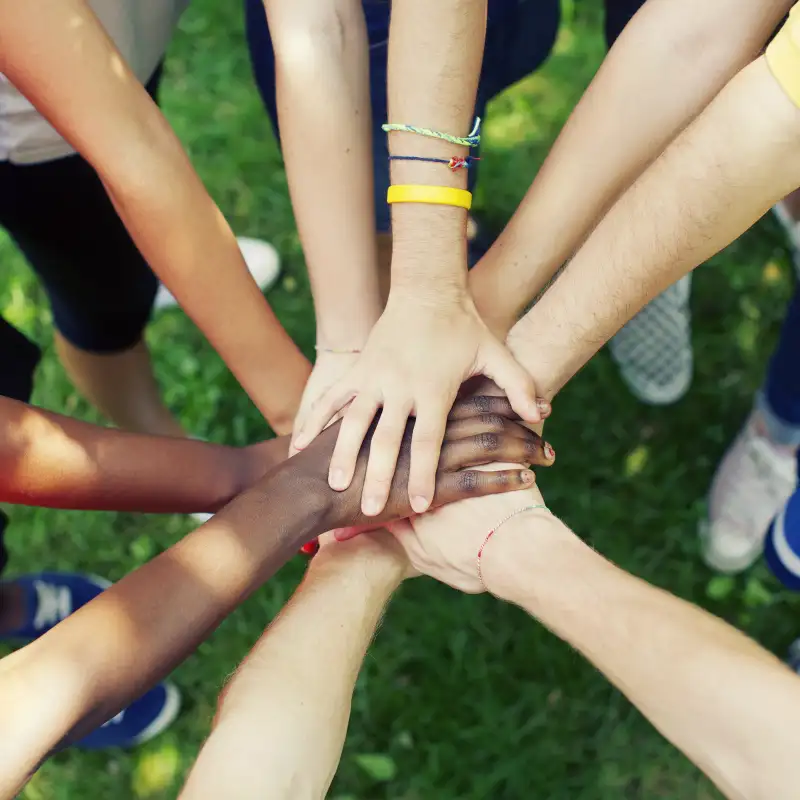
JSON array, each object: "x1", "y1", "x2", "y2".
[{"x1": 757, "y1": 282, "x2": 800, "y2": 447}]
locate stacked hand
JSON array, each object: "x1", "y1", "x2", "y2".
[
  {"x1": 293, "y1": 294, "x2": 547, "y2": 517},
  {"x1": 279, "y1": 395, "x2": 555, "y2": 538}
]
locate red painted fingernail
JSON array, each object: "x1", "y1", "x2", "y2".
[
  {"x1": 544, "y1": 442, "x2": 555, "y2": 460},
  {"x1": 300, "y1": 539, "x2": 319, "y2": 556}
]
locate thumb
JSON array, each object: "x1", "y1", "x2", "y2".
[{"x1": 479, "y1": 342, "x2": 542, "y2": 424}]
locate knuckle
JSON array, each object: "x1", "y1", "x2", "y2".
[
  {"x1": 476, "y1": 432, "x2": 500, "y2": 452},
  {"x1": 458, "y1": 470, "x2": 480, "y2": 493},
  {"x1": 479, "y1": 413, "x2": 507, "y2": 430},
  {"x1": 471, "y1": 395, "x2": 493, "y2": 414}
]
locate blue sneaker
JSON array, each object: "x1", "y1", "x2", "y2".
[
  {"x1": 1, "y1": 572, "x2": 181, "y2": 749},
  {"x1": 788, "y1": 639, "x2": 800, "y2": 674},
  {"x1": 0, "y1": 571, "x2": 112, "y2": 640},
  {"x1": 75, "y1": 682, "x2": 181, "y2": 750}
]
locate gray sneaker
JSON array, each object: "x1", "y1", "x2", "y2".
[{"x1": 608, "y1": 274, "x2": 693, "y2": 406}]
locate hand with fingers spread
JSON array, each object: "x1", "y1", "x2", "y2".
[
  {"x1": 292, "y1": 293, "x2": 547, "y2": 517},
  {"x1": 285, "y1": 394, "x2": 555, "y2": 535}
]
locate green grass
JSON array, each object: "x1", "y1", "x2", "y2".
[{"x1": 2, "y1": 1, "x2": 800, "y2": 798}]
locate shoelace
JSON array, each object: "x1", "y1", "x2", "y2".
[{"x1": 32, "y1": 581, "x2": 72, "y2": 631}]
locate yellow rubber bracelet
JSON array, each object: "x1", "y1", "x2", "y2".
[{"x1": 386, "y1": 184, "x2": 472, "y2": 210}]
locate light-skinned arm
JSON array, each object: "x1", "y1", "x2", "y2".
[
  {"x1": 263, "y1": 0, "x2": 383, "y2": 437},
  {"x1": 507, "y1": 47, "x2": 800, "y2": 400},
  {"x1": 0, "y1": 395, "x2": 288, "y2": 513},
  {"x1": 295, "y1": 0, "x2": 542, "y2": 521},
  {"x1": 0, "y1": 398, "x2": 540, "y2": 798},
  {"x1": 0, "y1": 0, "x2": 310, "y2": 434},
  {"x1": 180, "y1": 531, "x2": 410, "y2": 800},
  {"x1": 469, "y1": 0, "x2": 793, "y2": 335},
  {"x1": 391, "y1": 487, "x2": 800, "y2": 800}
]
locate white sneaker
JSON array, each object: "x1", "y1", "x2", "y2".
[
  {"x1": 701, "y1": 410, "x2": 798, "y2": 574},
  {"x1": 608, "y1": 274, "x2": 693, "y2": 406},
  {"x1": 154, "y1": 237, "x2": 281, "y2": 312}
]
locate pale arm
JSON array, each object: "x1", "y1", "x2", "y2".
[
  {"x1": 264, "y1": 0, "x2": 381, "y2": 351},
  {"x1": 507, "y1": 54, "x2": 800, "y2": 399},
  {"x1": 387, "y1": 0, "x2": 486, "y2": 295},
  {"x1": 470, "y1": 0, "x2": 793, "y2": 335},
  {"x1": 180, "y1": 534, "x2": 405, "y2": 800},
  {"x1": 482, "y1": 515, "x2": 800, "y2": 800},
  {"x1": 0, "y1": 0, "x2": 310, "y2": 434}
]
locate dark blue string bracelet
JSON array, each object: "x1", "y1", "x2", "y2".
[{"x1": 389, "y1": 155, "x2": 480, "y2": 171}]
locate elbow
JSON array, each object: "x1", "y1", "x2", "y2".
[{"x1": 269, "y1": 2, "x2": 362, "y2": 72}]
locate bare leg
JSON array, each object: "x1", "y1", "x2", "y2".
[{"x1": 55, "y1": 333, "x2": 185, "y2": 438}]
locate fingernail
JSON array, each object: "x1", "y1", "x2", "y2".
[
  {"x1": 411, "y1": 495, "x2": 430, "y2": 514},
  {"x1": 293, "y1": 435, "x2": 309, "y2": 450},
  {"x1": 544, "y1": 442, "x2": 555, "y2": 460},
  {"x1": 521, "y1": 470, "x2": 534, "y2": 483},
  {"x1": 329, "y1": 469, "x2": 347, "y2": 490},
  {"x1": 536, "y1": 399, "x2": 551, "y2": 417},
  {"x1": 300, "y1": 539, "x2": 318, "y2": 555},
  {"x1": 362, "y1": 497, "x2": 381, "y2": 517}
]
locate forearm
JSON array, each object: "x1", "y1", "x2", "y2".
[
  {"x1": 0, "y1": 396, "x2": 254, "y2": 512},
  {"x1": 507, "y1": 56, "x2": 800, "y2": 399},
  {"x1": 388, "y1": 0, "x2": 486, "y2": 297},
  {"x1": 102, "y1": 157, "x2": 310, "y2": 433},
  {"x1": 181, "y1": 545, "x2": 402, "y2": 800},
  {"x1": 483, "y1": 516, "x2": 800, "y2": 800},
  {"x1": 0, "y1": 0, "x2": 310, "y2": 433},
  {"x1": 470, "y1": 0, "x2": 792, "y2": 334},
  {"x1": 0, "y1": 474, "x2": 322, "y2": 795},
  {"x1": 266, "y1": 0, "x2": 381, "y2": 348}
]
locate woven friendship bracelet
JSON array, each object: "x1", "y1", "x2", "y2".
[
  {"x1": 389, "y1": 155, "x2": 480, "y2": 171},
  {"x1": 476, "y1": 504, "x2": 549, "y2": 590},
  {"x1": 382, "y1": 116, "x2": 481, "y2": 148}
]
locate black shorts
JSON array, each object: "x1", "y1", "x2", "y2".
[
  {"x1": 0, "y1": 65, "x2": 164, "y2": 357},
  {"x1": 0, "y1": 66, "x2": 164, "y2": 577},
  {"x1": 0, "y1": 317, "x2": 42, "y2": 575}
]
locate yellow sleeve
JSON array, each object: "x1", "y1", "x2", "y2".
[{"x1": 767, "y1": 3, "x2": 800, "y2": 109}]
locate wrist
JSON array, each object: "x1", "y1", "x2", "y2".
[
  {"x1": 312, "y1": 543, "x2": 406, "y2": 591},
  {"x1": 208, "y1": 445, "x2": 249, "y2": 512},
  {"x1": 505, "y1": 324, "x2": 561, "y2": 403},
  {"x1": 480, "y1": 511, "x2": 583, "y2": 606},
  {"x1": 390, "y1": 205, "x2": 469, "y2": 296}
]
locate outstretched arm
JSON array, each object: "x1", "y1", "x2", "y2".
[
  {"x1": 0, "y1": 0, "x2": 310, "y2": 434},
  {"x1": 181, "y1": 533, "x2": 408, "y2": 800},
  {"x1": 264, "y1": 0, "x2": 382, "y2": 355},
  {"x1": 0, "y1": 396, "x2": 281, "y2": 513},
  {"x1": 507, "y1": 25, "x2": 800, "y2": 400},
  {"x1": 392, "y1": 487, "x2": 800, "y2": 800},
  {"x1": 469, "y1": 0, "x2": 793, "y2": 334},
  {"x1": 293, "y1": 0, "x2": 543, "y2": 523}
]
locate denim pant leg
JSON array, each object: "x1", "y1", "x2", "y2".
[{"x1": 758, "y1": 282, "x2": 800, "y2": 446}]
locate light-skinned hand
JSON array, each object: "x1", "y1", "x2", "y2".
[{"x1": 293, "y1": 293, "x2": 547, "y2": 517}]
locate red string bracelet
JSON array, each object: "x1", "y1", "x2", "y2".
[{"x1": 476, "y1": 504, "x2": 548, "y2": 590}]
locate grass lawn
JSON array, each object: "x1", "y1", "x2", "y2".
[{"x1": 2, "y1": 1, "x2": 800, "y2": 798}]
